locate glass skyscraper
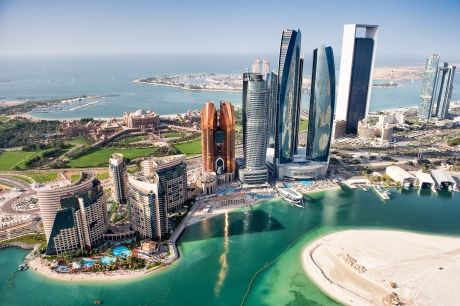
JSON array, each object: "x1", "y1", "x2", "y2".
[
  {"x1": 418, "y1": 53, "x2": 440, "y2": 120},
  {"x1": 433, "y1": 63, "x2": 456, "y2": 119},
  {"x1": 306, "y1": 45, "x2": 336, "y2": 162},
  {"x1": 336, "y1": 24, "x2": 378, "y2": 136},
  {"x1": 274, "y1": 29, "x2": 302, "y2": 164},
  {"x1": 240, "y1": 72, "x2": 269, "y2": 184}
]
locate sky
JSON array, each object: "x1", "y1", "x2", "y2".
[{"x1": 0, "y1": 0, "x2": 459, "y2": 61}]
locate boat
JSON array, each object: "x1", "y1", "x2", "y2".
[
  {"x1": 372, "y1": 185, "x2": 390, "y2": 200},
  {"x1": 18, "y1": 263, "x2": 28, "y2": 271},
  {"x1": 278, "y1": 188, "x2": 304, "y2": 208},
  {"x1": 94, "y1": 299, "x2": 103, "y2": 305}
]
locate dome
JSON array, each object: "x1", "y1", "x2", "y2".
[{"x1": 134, "y1": 109, "x2": 146, "y2": 116}]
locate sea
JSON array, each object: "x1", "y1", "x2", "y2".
[
  {"x1": 0, "y1": 188, "x2": 459, "y2": 305},
  {"x1": 0, "y1": 55, "x2": 459, "y2": 120}
]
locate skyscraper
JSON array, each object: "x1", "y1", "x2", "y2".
[
  {"x1": 141, "y1": 154, "x2": 188, "y2": 213},
  {"x1": 418, "y1": 53, "x2": 440, "y2": 120},
  {"x1": 109, "y1": 153, "x2": 128, "y2": 204},
  {"x1": 306, "y1": 45, "x2": 336, "y2": 162},
  {"x1": 37, "y1": 174, "x2": 108, "y2": 255},
  {"x1": 201, "y1": 101, "x2": 236, "y2": 184},
  {"x1": 336, "y1": 24, "x2": 379, "y2": 135},
  {"x1": 274, "y1": 29, "x2": 303, "y2": 164},
  {"x1": 433, "y1": 63, "x2": 456, "y2": 119},
  {"x1": 127, "y1": 174, "x2": 168, "y2": 240},
  {"x1": 267, "y1": 71, "x2": 279, "y2": 148},
  {"x1": 240, "y1": 72, "x2": 269, "y2": 184}
]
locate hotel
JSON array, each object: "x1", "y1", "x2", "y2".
[
  {"x1": 37, "y1": 173, "x2": 108, "y2": 255},
  {"x1": 336, "y1": 24, "x2": 379, "y2": 135},
  {"x1": 109, "y1": 153, "x2": 128, "y2": 204}
]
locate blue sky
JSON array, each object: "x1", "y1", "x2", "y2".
[{"x1": 0, "y1": 0, "x2": 459, "y2": 59}]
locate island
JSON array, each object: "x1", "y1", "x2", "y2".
[{"x1": 302, "y1": 230, "x2": 460, "y2": 306}]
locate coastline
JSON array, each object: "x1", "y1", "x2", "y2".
[
  {"x1": 133, "y1": 79, "x2": 242, "y2": 93},
  {"x1": 302, "y1": 229, "x2": 460, "y2": 306}
]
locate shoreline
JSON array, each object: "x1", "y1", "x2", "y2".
[
  {"x1": 302, "y1": 229, "x2": 460, "y2": 306},
  {"x1": 133, "y1": 79, "x2": 242, "y2": 93}
]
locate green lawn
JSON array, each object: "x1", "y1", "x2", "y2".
[
  {"x1": 300, "y1": 118, "x2": 308, "y2": 132},
  {"x1": 0, "y1": 150, "x2": 45, "y2": 170},
  {"x1": 3, "y1": 233, "x2": 47, "y2": 248},
  {"x1": 66, "y1": 137, "x2": 88, "y2": 146},
  {"x1": 10, "y1": 175, "x2": 34, "y2": 184},
  {"x1": 67, "y1": 147, "x2": 157, "y2": 168},
  {"x1": 25, "y1": 171, "x2": 59, "y2": 183},
  {"x1": 174, "y1": 139, "x2": 201, "y2": 155},
  {"x1": 70, "y1": 173, "x2": 81, "y2": 183},
  {"x1": 96, "y1": 170, "x2": 110, "y2": 180},
  {"x1": 161, "y1": 132, "x2": 184, "y2": 138},
  {"x1": 118, "y1": 135, "x2": 144, "y2": 144},
  {"x1": 0, "y1": 115, "x2": 9, "y2": 122}
]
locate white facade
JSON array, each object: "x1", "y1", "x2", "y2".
[
  {"x1": 336, "y1": 24, "x2": 379, "y2": 122},
  {"x1": 385, "y1": 166, "x2": 415, "y2": 186}
]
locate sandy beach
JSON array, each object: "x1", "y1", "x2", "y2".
[
  {"x1": 27, "y1": 256, "x2": 166, "y2": 282},
  {"x1": 302, "y1": 230, "x2": 460, "y2": 306}
]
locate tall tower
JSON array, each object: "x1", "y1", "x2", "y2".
[
  {"x1": 336, "y1": 24, "x2": 379, "y2": 135},
  {"x1": 275, "y1": 29, "x2": 303, "y2": 165},
  {"x1": 418, "y1": 53, "x2": 440, "y2": 120},
  {"x1": 200, "y1": 101, "x2": 235, "y2": 183},
  {"x1": 434, "y1": 63, "x2": 456, "y2": 119},
  {"x1": 201, "y1": 102, "x2": 217, "y2": 172},
  {"x1": 240, "y1": 73, "x2": 269, "y2": 184},
  {"x1": 109, "y1": 153, "x2": 128, "y2": 204},
  {"x1": 307, "y1": 45, "x2": 336, "y2": 162}
]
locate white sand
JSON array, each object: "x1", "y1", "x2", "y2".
[{"x1": 302, "y1": 230, "x2": 460, "y2": 306}]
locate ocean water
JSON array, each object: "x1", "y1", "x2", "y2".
[
  {"x1": 0, "y1": 55, "x2": 458, "y2": 120},
  {"x1": 1, "y1": 188, "x2": 458, "y2": 306}
]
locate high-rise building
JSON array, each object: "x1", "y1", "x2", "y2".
[
  {"x1": 109, "y1": 153, "x2": 128, "y2": 204},
  {"x1": 267, "y1": 71, "x2": 279, "y2": 148},
  {"x1": 141, "y1": 154, "x2": 187, "y2": 213},
  {"x1": 37, "y1": 174, "x2": 108, "y2": 255},
  {"x1": 306, "y1": 45, "x2": 336, "y2": 162},
  {"x1": 201, "y1": 101, "x2": 235, "y2": 184},
  {"x1": 274, "y1": 29, "x2": 303, "y2": 165},
  {"x1": 239, "y1": 72, "x2": 269, "y2": 184},
  {"x1": 127, "y1": 174, "x2": 168, "y2": 240},
  {"x1": 433, "y1": 63, "x2": 456, "y2": 119},
  {"x1": 336, "y1": 24, "x2": 379, "y2": 135},
  {"x1": 418, "y1": 53, "x2": 440, "y2": 120}
]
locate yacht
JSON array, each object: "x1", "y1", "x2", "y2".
[
  {"x1": 372, "y1": 185, "x2": 390, "y2": 200},
  {"x1": 18, "y1": 263, "x2": 28, "y2": 271},
  {"x1": 278, "y1": 188, "x2": 304, "y2": 208}
]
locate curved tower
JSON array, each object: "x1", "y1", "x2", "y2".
[
  {"x1": 306, "y1": 45, "x2": 336, "y2": 162},
  {"x1": 275, "y1": 29, "x2": 302, "y2": 164},
  {"x1": 219, "y1": 101, "x2": 235, "y2": 176},
  {"x1": 109, "y1": 153, "x2": 128, "y2": 204},
  {"x1": 201, "y1": 102, "x2": 217, "y2": 172}
]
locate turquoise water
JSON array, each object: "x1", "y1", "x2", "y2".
[
  {"x1": 112, "y1": 246, "x2": 131, "y2": 258},
  {"x1": 1, "y1": 188, "x2": 459, "y2": 305},
  {"x1": 0, "y1": 56, "x2": 458, "y2": 119},
  {"x1": 101, "y1": 256, "x2": 116, "y2": 266},
  {"x1": 82, "y1": 258, "x2": 94, "y2": 268}
]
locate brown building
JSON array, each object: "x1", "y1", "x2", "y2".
[
  {"x1": 201, "y1": 101, "x2": 235, "y2": 184},
  {"x1": 123, "y1": 109, "x2": 160, "y2": 130}
]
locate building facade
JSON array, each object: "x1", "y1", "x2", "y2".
[
  {"x1": 306, "y1": 45, "x2": 336, "y2": 162},
  {"x1": 123, "y1": 109, "x2": 160, "y2": 130},
  {"x1": 109, "y1": 153, "x2": 128, "y2": 204},
  {"x1": 127, "y1": 174, "x2": 168, "y2": 241},
  {"x1": 201, "y1": 101, "x2": 236, "y2": 184},
  {"x1": 418, "y1": 54, "x2": 440, "y2": 120},
  {"x1": 434, "y1": 63, "x2": 456, "y2": 119},
  {"x1": 240, "y1": 72, "x2": 269, "y2": 184},
  {"x1": 275, "y1": 29, "x2": 303, "y2": 164},
  {"x1": 141, "y1": 154, "x2": 187, "y2": 212},
  {"x1": 38, "y1": 175, "x2": 108, "y2": 255},
  {"x1": 336, "y1": 24, "x2": 379, "y2": 135}
]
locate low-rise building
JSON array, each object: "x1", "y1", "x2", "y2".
[
  {"x1": 385, "y1": 166, "x2": 416, "y2": 187},
  {"x1": 123, "y1": 109, "x2": 160, "y2": 130}
]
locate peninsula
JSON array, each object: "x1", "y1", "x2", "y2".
[{"x1": 302, "y1": 230, "x2": 460, "y2": 306}]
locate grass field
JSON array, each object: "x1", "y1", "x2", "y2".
[
  {"x1": 0, "y1": 150, "x2": 45, "y2": 170},
  {"x1": 300, "y1": 118, "x2": 308, "y2": 132},
  {"x1": 96, "y1": 170, "x2": 110, "y2": 180},
  {"x1": 3, "y1": 233, "x2": 47, "y2": 248},
  {"x1": 174, "y1": 139, "x2": 201, "y2": 155},
  {"x1": 161, "y1": 132, "x2": 184, "y2": 138},
  {"x1": 0, "y1": 115, "x2": 9, "y2": 122},
  {"x1": 66, "y1": 137, "x2": 88, "y2": 146},
  {"x1": 118, "y1": 135, "x2": 144, "y2": 144},
  {"x1": 67, "y1": 147, "x2": 157, "y2": 168},
  {"x1": 25, "y1": 172, "x2": 59, "y2": 183}
]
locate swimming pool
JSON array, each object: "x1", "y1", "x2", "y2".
[
  {"x1": 101, "y1": 256, "x2": 116, "y2": 265},
  {"x1": 82, "y1": 258, "x2": 94, "y2": 268},
  {"x1": 112, "y1": 246, "x2": 131, "y2": 257}
]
